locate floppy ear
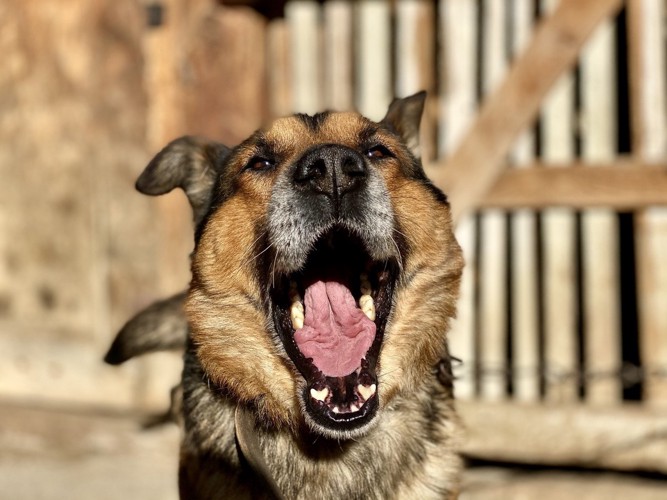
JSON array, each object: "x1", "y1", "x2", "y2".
[
  {"x1": 380, "y1": 91, "x2": 426, "y2": 158},
  {"x1": 136, "y1": 136, "x2": 231, "y2": 226},
  {"x1": 104, "y1": 292, "x2": 188, "y2": 365}
]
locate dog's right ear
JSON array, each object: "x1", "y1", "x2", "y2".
[{"x1": 136, "y1": 136, "x2": 231, "y2": 226}]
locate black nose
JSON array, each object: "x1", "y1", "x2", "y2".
[{"x1": 293, "y1": 145, "x2": 368, "y2": 199}]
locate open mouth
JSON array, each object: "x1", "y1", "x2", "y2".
[{"x1": 270, "y1": 227, "x2": 398, "y2": 436}]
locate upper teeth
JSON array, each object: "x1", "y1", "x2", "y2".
[
  {"x1": 289, "y1": 275, "x2": 376, "y2": 329},
  {"x1": 359, "y1": 294, "x2": 375, "y2": 321}
]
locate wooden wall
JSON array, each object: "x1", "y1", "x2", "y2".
[{"x1": 0, "y1": 0, "x2": 268, "y2": 413}]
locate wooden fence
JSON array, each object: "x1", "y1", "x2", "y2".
[
  {"x1": 262, "y1": 0, "x2": 667, "y2": 471},
  {"x1": 2, "y1": 0, "x2": 665, "y2": 476}
]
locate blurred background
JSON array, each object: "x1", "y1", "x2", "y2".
[{"x1": 1, "y1": 0, "x2": 666, "y2": 498}]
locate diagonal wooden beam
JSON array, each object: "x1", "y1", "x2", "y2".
[{"x1": 425, "y1": 0, "x2": 623, "y2": 222}]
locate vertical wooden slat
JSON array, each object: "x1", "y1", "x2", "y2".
[
  {"x1": 439, "y1": 0, "x2": 479, "y2": 399},
  {"x1": 478, "y1": 0, "x2": 508, "y2": 401},
  {"x1": 267, "y1": 18, "x2": 292, "y2": 118},
  {"x1": 143, "y1": 0, "x2": 192, "y2": 297},
  {"x1": 628, "y1": 0, "x2": 667, "y2": 405},
  {"x1": 395, "y1": 0, "x2": 436, "y2": 162},
  {"x1": 510, "y1": 0, "x2": 540, "y2": 402},
  {"x1": 356, "y1": 0, "x2": 391, "y2": 120},
  {"x1": 286, "y1": 1, "x2": 321, "y2": 114},
  {"x1": 580, "y1": 17, "x2": 621, "y2": 404},
  {"x1": 540, "y1": 0, "x2": 578, "y2": 402},
  {"x1": 323, "y1": 1, "x2": 353, "y2": 111}
]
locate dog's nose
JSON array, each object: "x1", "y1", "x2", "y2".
[{"x1": 294, "y1": 145, "x2": 368, "y2": 199}]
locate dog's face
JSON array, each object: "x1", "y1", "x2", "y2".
[{"x1": 162, "y1": 94, "x2": 462, "y2": 439}]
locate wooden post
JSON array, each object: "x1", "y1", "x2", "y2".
[
  {"x1": 509, "y1": 0, "x2": 540, "y2": 402},
  {"x1": 627, "y1": 0, "x2": 667, "y2": 406},
  {"x1": 323, "y1": 1, "x2": 353, "y2": 111},
  {"x1": 580, "y1": 16, "x2": 621, "y2": 404},
  {"x1": 267, "y1": 17, "x2": 292, "y2": 119},
  {"x1": 356, "y1": 0, "x2": 391, "y2": 120},
  {"x1": 478, "y1": 0, "x2": 508, "y2": 401},
  {"x1": 439, "y1": 0, "x2": 479, "y2": 399},
  {"x1": 395, "y1": 0, "x2": 436, "y2": 163},
  {"x1": 286, "y1": 0, "x2": 321, "y2": 114},
  {"x1": 540, "y1": 0, "x2": 578, "y2": 403}
]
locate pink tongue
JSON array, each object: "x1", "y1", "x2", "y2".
[{"x1": 293, "y1": 280, "x2": 376, "y2": 377}]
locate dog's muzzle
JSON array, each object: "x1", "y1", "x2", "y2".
[{"x1": 266, "y1": 144, "x2": 402, "y2": 438}]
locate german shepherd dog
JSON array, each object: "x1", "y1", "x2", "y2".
[{"x1": 105, "y1": 92, "x2": 464, "y2": 499}]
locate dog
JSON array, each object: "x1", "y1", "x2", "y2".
[{"x1": 105, "y1": 92, "x2": 464, "y2": 499}]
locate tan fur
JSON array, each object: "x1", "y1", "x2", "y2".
[{"x1": 109, "y1": 94, "x2": 464, "y2": 499}]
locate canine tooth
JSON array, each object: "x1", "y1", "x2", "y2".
[
  {"x1": 291, "y1": 315, "x2": 304, "y2": 330},
  {"x1": 332, "y1": 406, "x2": 340, "y2": 414},
  {"x1": 357, "y1": 383, "x2": 376, "y2": 401},
  {"x1": 350, "y1": 404, "x2": 360, "y2": 412},
  {"x1": 291, "y1": 301, "x2": 304, "y2": 330},
  {"x1": 291, "y1": 300, "x2": 304, "y2": 314},
  {"x1": 310, "y1": 387, "x2": 329, "y2": 402},
  {"x1": 359, "y1": 294, "x2": 375, "y2": 321}
]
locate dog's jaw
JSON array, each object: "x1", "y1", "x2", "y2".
[{"x1": 268, "y1": 226, "x2": 401, "y2": 439}]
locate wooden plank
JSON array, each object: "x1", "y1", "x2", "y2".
[
  {"x1": 267, "y1": 18, "x2": 292, "y2": 118},
  {"x1": 627, "y1": 0, "x2": 667, "y2": 406},
  {"x1": 0, "y1": 0, "x2": 162, "y2": 408},
  {"x1": 143, "y1": 0, "x2": 197, "y2": 299},
  {"x1": 395, "y1": 0, "x2": 436, "y2": 162},
  {"x1": 286, "y1": 0, "x2": 321, "y2": 114},
  {"x1": 540, "y1": 0, "x2": 578, "y2": 404},
  {"x1": 425, "y1": 0, "x2": 624, "y2": 223},
  {"x1": 439, "y1": 0, "x2": 479, "y2": 399},
  {"x1": 356, "y1": 0, "x2": 391, "y2": 120},
  {"x1": 323, "y1": 1, "x2": 353, "y2": 111},
  {"x1": 509, "y1": 0, "x2": 540, "y2": 402},
  {"x1": 459, "y1": 400, "x2": 667, "y2": 473},
  {"x1": 580, "y1": 16, "x2": 621, "y2": 405},
  {"x1": 474, "y1": 164, "x2": 667, "y2": 210},
  {"x1": 478, "y1": 0, "x2": 508, "y2": 402}
]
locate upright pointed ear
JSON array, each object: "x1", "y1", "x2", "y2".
[
  {"x1": 380, "y1": 91, "x2": 427, "y2": 157},
  {"x1": 136, "y1": 136, "x2": 231, "y2": 226}
]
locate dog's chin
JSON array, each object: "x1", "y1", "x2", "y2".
[
  {"x1": 269, "y1": 227, "x2": 399, "y2": 439},
  {"x1": 298, "y1": 382, "x2": 381, "y2": 440}
]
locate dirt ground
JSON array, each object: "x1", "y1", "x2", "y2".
[{"x1": 1, "y1": 403, "x2": 665, "y2": 500}]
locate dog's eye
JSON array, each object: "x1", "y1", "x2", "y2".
[
  {"x1": 365, "y1": 145, "x2": 392, "y2": 160},
  {"x1": 245, "y1": 157, "x2": 275, "y2": 172}
]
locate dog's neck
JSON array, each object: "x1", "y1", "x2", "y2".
[{"x1": 235, "y1": 406, "x2": 286, "y2": 499}]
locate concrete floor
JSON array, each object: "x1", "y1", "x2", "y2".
[{"x1": 1, "y1": 403, "x2": 665, "y2": 499}]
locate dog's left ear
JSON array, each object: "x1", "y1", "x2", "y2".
[
  {"x1": 381, "y1": 91, "x2": 426, "y2": 157},
  {"x1": 104, "y1": 292, "x2": 188, "y2": 365}
]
